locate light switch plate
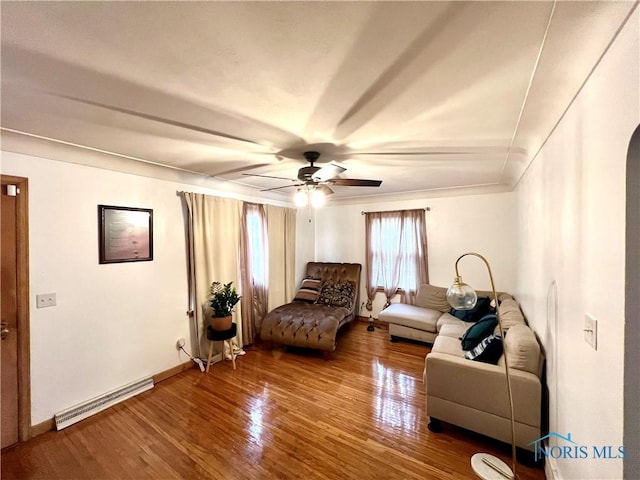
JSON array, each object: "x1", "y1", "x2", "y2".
[
  {"x1": 584, "y1": 314, "x2": 597, "y2": 350},
  {"x1": 36, "y1": 293, "x2": 57, "y2": 308}
]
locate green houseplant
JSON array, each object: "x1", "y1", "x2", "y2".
[{"x1": 209, "y1": 281, "x2": 241, "y2": 331}]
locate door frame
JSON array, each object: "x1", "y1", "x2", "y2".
[
  {"x1": 624, "y1": 125, "x2": 640, "y2": 479},
  {"x1": 1, "y1": 175, "x2": 31, "y2": 443}
]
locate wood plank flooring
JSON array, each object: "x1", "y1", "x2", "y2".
[{"x1": 1, "y1": 322, "x2": 545, "y2": 479}]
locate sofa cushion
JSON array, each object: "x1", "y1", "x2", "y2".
[
  {"x1": 415, "y1": 284, "x2": 451, "y2": 312},
  {"x1": 464, "y1": 334, "x2": 503, "y2": 364},
  {"x1": 438, "y1": 323, "x2": 467, "y2": 339},
  {"x1": 460, "y1": 314, "x2": 498, "y2": 350},
  {"x1": 379, "y1": 303, "x2": 440, "y2": 332},
  {"x1": 499, "y1": 293, "x2": 514, "y2": 302},
  {"x1": 497, "y1": 298, "x2": 526, "y2": 330},
  {"x1": 437, "y1": 312, "x2": 468, "y2": 331},
  {"x1": 432, "y1": 334, "x2": 465, "y2": 356},
  {"x1": 292, "y1": 278, "x2": 322, "y2": 303},
  {"x1": 498, "y1": 324, "x2": 541, "y2": 376}
]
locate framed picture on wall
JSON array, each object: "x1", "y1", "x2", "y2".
[{"x1": 98, "y1": 205, "x2": 153, "y2": 264}]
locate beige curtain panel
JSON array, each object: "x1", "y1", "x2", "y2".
[
  {"x1": 184, "y1": 193, "x2": 297, "y2": 353},
  {"x1": 266, "y1": 204, "x2": 297, "y2": 311},
  {"x1": 183, "y1": 193, "x2": 243, "y2": 358},
  {"x1": 364, "y1": 213, "x2": 378, "y2": 311}
]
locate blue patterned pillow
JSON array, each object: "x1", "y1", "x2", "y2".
[{"x1": 465, "y1": 334, "x2": 503, "y2": 364}]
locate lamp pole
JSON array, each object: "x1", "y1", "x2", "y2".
[{"x1": 451, "y1": 252, "x2": 517, "y2": 479}]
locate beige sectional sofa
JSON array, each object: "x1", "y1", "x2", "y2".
[
  {"x1": 378, "y1": 284, "x2": 498, "y2": 344},
  {"x1": 380, "y1": 284, "x2": 544, "y2": 452}
]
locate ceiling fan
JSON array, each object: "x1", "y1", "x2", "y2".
[{"x1": 242, "y1": 150, "x2": 382, "y2": 195}]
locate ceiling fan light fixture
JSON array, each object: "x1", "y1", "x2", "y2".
[
  {"x1": 310, "y1": 188, "x2": 325, "y2": 208},
  {"x1": 247, "y1": 150, "x2": 382, "y2": 206},
  {"x1": 294, "y1": 189, "x2": 308, "y2": 207}
]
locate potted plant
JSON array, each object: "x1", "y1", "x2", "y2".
[{"x1": 209, "y1": 281, "x2": 241, "y2": 331}]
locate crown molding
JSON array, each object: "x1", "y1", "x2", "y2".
[{"x1": 0, "y1": 128, "x2": 293, "y2": 207}]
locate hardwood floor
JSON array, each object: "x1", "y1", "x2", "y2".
[{"x1": 1, "y1": 323, "x2": 545, "y2": 479}]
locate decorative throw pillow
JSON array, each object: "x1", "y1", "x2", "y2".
[
  {"x1": 465, "y1": 334, "x2": 503, "y2": 364},
  {"x1": 460, "y1": 314, "x2": 498, "y2": 350},
  {"x1": 450, "y1": 296, "x2": 491, "y2": 322},
  {"x1": 317, "y1": 280, "x2": 355, "y2": 309},
  {"x1": 293, "y1": 278, "x2": 322, "y2": 303}
]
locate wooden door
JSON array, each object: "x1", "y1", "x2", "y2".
[
  {"x1": 1, "y1": 180, "x2": 19, "y2": 447},
  {"x1": 1, "y1": 175, "x2": 29, "y2": 448}
]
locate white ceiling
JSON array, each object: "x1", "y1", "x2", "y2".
[{"x1": 1, "y1": 1, "x2": 636, "y2": 201}]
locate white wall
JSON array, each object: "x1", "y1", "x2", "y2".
[
  {"x1": 514, "y1": 9, "x2": 639, "y2": 480},
  {"x1": 294, "y1": 208, "x2": 316, "y2": 284},
  {"x1": 314, "y1": 193, "x2": 517, "y2": 317},
  {"x1": 0, "y1": 151, "x2": 294, "y2": 425},
  {"x1": 0, "y1": 146, "x2": 516, "y2": 429}
]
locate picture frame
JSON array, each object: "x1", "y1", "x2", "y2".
[{"x1": 98, "y1": 205, "x2": 153, "y2": 264}]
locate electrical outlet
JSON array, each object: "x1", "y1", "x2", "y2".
[
  {"x1": 36, "y1": 293, "x2": 57, "y2": 308},
  {"x1": 176, "y1": 338, "x2": 185, "y2": 350},
  {"x1": 584, "y1": 314, "x2": 597, "y2": 350}
]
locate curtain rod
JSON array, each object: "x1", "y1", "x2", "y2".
[{"x1": 361, "y1": 207, "x2": 430, "y2": 215}]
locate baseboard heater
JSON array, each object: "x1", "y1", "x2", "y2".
[{"x1": 54, "y1": 376, "x2": 154, "y2": 430}]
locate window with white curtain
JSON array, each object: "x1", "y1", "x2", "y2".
[
  {"x1": 245, "y1": 207, "x2": 268, "y2": 288},
  {"x1": 369, "y1": 215, "x2": 416, "y2": 290},
  {"x1": 365, "y1": 209, "x2": 428, "y2": 306},
  {"x1": 240, "y1": 202, "x2": 269, "y2": 344}
]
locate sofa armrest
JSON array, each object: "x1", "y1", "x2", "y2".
[{"x1": 426, "y1": 352, "x2": 541, "y2": 428}]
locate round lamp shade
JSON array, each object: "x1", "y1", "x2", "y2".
[{"x1": 446, "y1": 278, "x2": 478, "y2": 310}]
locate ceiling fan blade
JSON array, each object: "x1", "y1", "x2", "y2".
[
  {"x1": 56, "y1": 95, "x2": 280, "y2": 149},
  {"x1": 259, "y1": 183, "x2": 304, "y2": 192},
  {"x1": 350, "y1": 151, "x2": 481, "y2": 156},
  {"x1": 328, "y1": 178, "x2": 382, "y2": 187},
  {"x1": 211, "y1": 161, "x2": 282, "y2": 177},
  {"x1": 312, "y1": 163, "x2": 347, "y2": 182},
  {"x1": 242, "y1": 173, "x2": 297, "y2": 181},
  {"x1": 343, "y1": 143, "x2": 523, "y2": 155},
  {"x1": 317, "y1": 185, "x2": 335, "y2": 195}
]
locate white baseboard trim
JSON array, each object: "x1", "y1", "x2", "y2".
[{"x1": 545, "y1": 457, "x2": 560, "y2": 480}]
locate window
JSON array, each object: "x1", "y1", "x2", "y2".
[
  {"x1": 240, "y1": 202, "x2": 269, "y2": 343},
  {"x1": 244, "y1": 205, "x2": 268, "y2": 288},
  {"x1": 365, "y1": 209, "x2": 428, "y2": 306}
]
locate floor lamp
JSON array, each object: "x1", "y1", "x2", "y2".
[{"x1": 446, "y1": 252, "x2": 517, "y2": 480}]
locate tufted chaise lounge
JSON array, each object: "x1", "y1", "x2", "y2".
[
  {"x1": 260, "y1": 302, "x2": 353, "y2": 351},
  {"x1": 260, "y1": 262, "x2": 361, "y2": 352}
]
